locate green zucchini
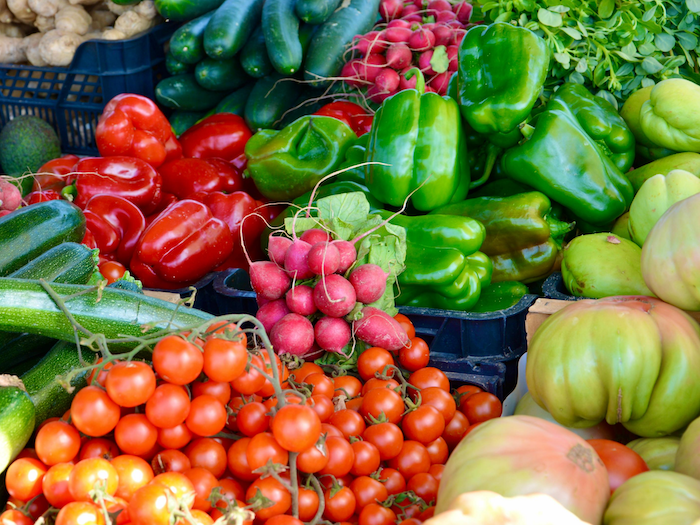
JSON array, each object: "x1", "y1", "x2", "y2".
[
  {"x1": 154, "y1": 0, "x2": 224, "y2": 22},
  {"x1": 5, "y1": 355, "x2": 43, "y2": 376},
  {"x1": 0, "y1": 380, "x2": 35, "y2": 474},
  {"x1": 204, "y1": 0, "x2": 265, "y2": 60},
  {"x1": 0, "y1": 200, "x2": 86, "y2": 277},
  {"x1": 0, "y1": 278, "x2": 213, "y2": 352},
  {"x1": 156, "y1": 74, "x2": 228, "y2": 111},
  {"x1": 195, "y1": 56, "x2": 250, "y2": 92},
  {"x1": 208, "y1": 83, "x2": 255, "y2": 117},
  {"x1": 295, "y1": 0, "x2": 342, "y2": 25},
  {"x1": 165, "y1": 51, "x2": 193, "y2": 75},
  {"x1": 262, "y1": 0, "x2": 303, "y2": 75},
  {"x1": 9, "y1": 242, "x2": 96, "y2": 284},
  {"x1": 241, "y1": 25, "x2": 274, "y2": 79},
  {"x1": 304, "y1": 0, "x2": 381, "y2": 87},
  {"x1": 244, "y1": 73, "x2": 302, "y2": 132},
  {"x1": 170, "y1": 110, "x2": 207, "y2": 137},
  {"x1": 0, "y1": 334, "x2": 57, "y2": 375},
  {"x1": 169, "y1": 11, "x2": 216, "y2": 65}
]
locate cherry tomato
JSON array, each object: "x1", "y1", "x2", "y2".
[
  {"x1": 418, "y1": 506, "x2": 435, "y2": 521},
  {"x1": 157, "y1": 423, "x2": 193, "y2": 450},
  {"x1": 361, "y1": 378, "x2": 401, "y2": 396},
  {"x1": 152, "y1": 472, "x2": 196, "y2": 508},
  {"x1": 105, "y1": 361, "x2": 156, "y2": 408},
  {"x1": 393, "y1": 313, "x2": 416, "y2": 340},
  {"x1": 429, "y1": 463, "x2": 444, "y2": 482},
  {"x1": 112, "y1": 455, "x2": 154, "y2": 501},
  {"x1": 362, "y1": 422, "x2": 404, "y2": 461},
  {"x1": 408, "y1": 368, "x2": 449, "y2": 393},
  {"x1": 346, "y1": 396, "x2": 364, "y2": 412},
  {"x1": 115, "y1": 414, "x2": 158, "y2": 456},
  {"x1": 99, "y1": 260, "x2": 126, "y2": 284},
  {"x1": 399, "y1": 337, "x2": 430, "y2": 372},
  {"x1": 271, "y1": 404, "x2": 322, "y2": 452},
  {"x1": 357, "y1": 347, "x2": 395, "y2": 382},
  {"x1": 455, "y1": 385, "x2": 483, "y2": 413},
  {"x1": 69, "y1": 458, "x2": 119, "y2": 502},
  {"x1": 258, "y1": 353, "x2": 289, "y2": 398},
  {"x1": 420, "y1": 387, "x2": 457, "y2": 423},
  {"x1": 56, "y1": 501, "x2": 105, "y2": 525},
  {"x1": 0, "y1": 509, "x2": 33, "y2": 525},
  {"x1": 297, "y1": 443, "x2": 330, "y2": 474},
  {"x1": 6, "y1": 458, "x2": 47, "y2": 501},
  {"x1": 42, "y1": 462, "x2": 74, "y2": 508},
  {"x1": 350, "y1": 475, "x2": 389, "y2": 509},
  {"x1": 588, "y1": 439, "x2": 649, "y2": 493},
  {"x1": 402, "y1": 406, "x2": 446, "y2": 444},
  {"x1": 350, "y1": 441, "x2": 381, "y2": 477},
  {"x1": 359, "y1": 503, "x2": 397, "y2": 525},
  {"x1": 290, "y1": 362, "x2": 324, "y2": 384},
  {"x1": 303, "y1": 373, "x2": 335, "y2": 399},
  {"x1": 323, "y1": 486, "x2": 356, "y2": 522},
  {"x1": 128, "y1": 483, "x2": 172, "y2": 525},
  {"x1": 426, "y1": 437, "x2": 449, "y2": 464},
  {"x1": 360, "y1": 388, "x2": 404, "y2": 424},
  {"x1": 318, "y1": 436, "x2": 355, "y2": 478},
  {"x1": 86, "y1": 358, "x2": 119, "y2": 387},
  {"x1": 235, "y1": 402, "x2": 270, "y2": 437},
  {"x1": 442, "y1": 410, "x2": 470, "y2": 450},
  {"x1": 407, "y1": 472, "x2": 438, "y2": 504},
  {"x1": 78, "y1": 438, "x2": 120, "y2": 462},
  {"x1": 188, "y1": 509, "x2": 215, "y2": 525},
  {"x1": 246, "y1": 432, "x2": 289, "y2": 471},
  {"x1": 378, "y1": 467, "x2": 406, "y2": 495},
  {"x1": 152, "y1": 449, "x2": 191, "y2": 474},
  {"x1": 35, "y1": 421, "x2": 81, "y2": 465},
  {"x1": 462, "y1": 392, "x2": 502, "y2": 423},
  {"x1": 185, "y1": 467, "x2": 218, "y2": 511},
  {"x1": 203, "y1": 337, "x2": 247, "y2": 383},
  {"x1": 213, "y1": 478, "x2": 246, "y2": 510},
  {"x1": 308, "y1": 394, "x2": 334, "y2": 422},
  {"x1": 71, "y1": 386, "x2": 121, "y2": 437},
  {"x1": 333, "y1": 375, "x2": 363, "y2": 399},
  {"x1": 226, "y1": 438, "x2": 257, "y2": 481},
  {"x1": 230, "y1": 355, "x2": 266, "y2": 395},
  {"x1": 245, "y1": 476, "x2": 291, "y2": 520},
  {"x1": 265, "y1": 516, "x2": 304, "y2": 525},
  {"x1": 388, "y1": 441, "x2": 431, "y2": 479},
  {"x1": 152, "y1": 335, "x2": 204, "y2": 385},
  {"x1": 186, "y1": 395, "x2": 227, "y2": 437},
  {"x1": 185, "y1": 438, "x2": 227, "y2": 478},
  {"x1": 298, "y1": 486, "x2": 320, "y2": 522},
  {"x1": 329, "y1": 409, "x2": 366, "y2": 440},
  {"x1": 322, "y1": 423, "x2": 344, "y2": 438},
  {"x1": 191, "y1": 380, "x2": 231, "y2": 406}
]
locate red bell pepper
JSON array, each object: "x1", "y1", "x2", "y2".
[
  {"x1": 130, "y1": 200, "x2": 233, "y2": 289},
  {"x1": 25, "y1": 190, "x2": 62, "y2": 205},
  {"x1": 83, "y1": 195, "x2": 146, "y2": 265},
  {"x1": 178, "y1": 114, "x2": 252, "y2": 161},
  {"x1": 95, "y1": 94, "x2": 177, "y2": 168},
  {"x1": 313, "y1": 101, "x2": 374, "y2": 136},
  {"x1": 159, "y1": 158, "x2": 225, "y2": 202},
  {"x1": 165, "y1": 134, "x2": 183, "y2": 163},
  {"x1": 73, "y1": 156, "x2": 162, "y2": 215},
  {"x1": 33, "y1": 154, "x2": 79, "y2": 192},
  {"x1": 205, "y1": 158, "x2": 247, "y2": 194},
  {"x1": 147, "y1": 192, "x2": 179, "y2": 224},
  {"x1": 81, "y1": 228, "x2": 97, "y2": 250}
]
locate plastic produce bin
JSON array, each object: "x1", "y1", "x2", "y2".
[{"x1": 542, "y1": 272, "x2": 584, "y2": 302}]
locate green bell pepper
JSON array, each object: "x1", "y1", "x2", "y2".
[
  {"x1": 336, "y1": 134, "x2": 368, "y2": 185},
  {"x1": 470, "y1": 281, "x2": 529, "y2": 313},
  {"x1": 432, "y1": 191, "x2": 574, "y2": 283},
  {"x1": 244, "y1": 115, "x2": 356, "y2": 200},
  {"x1": 365, "y1": 70, "x2": 470, "y2": 211},
  {"x1": 502, "y1": 83, "x2": 635, "y2": 226},
  {"x1": 457, "y1": 22, "x2": 549, "y2": 148}
]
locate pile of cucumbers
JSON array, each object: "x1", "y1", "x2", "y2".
[{"x1": 156, "y1": 0, "x2": 381, "y2": 134}]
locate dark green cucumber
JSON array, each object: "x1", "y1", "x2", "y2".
[
  {"x1": 9, "y1": 242, "x2": 96, "y2": 285},
  {"x1": 0, "y1": 381, "x2": 35, "y2": 473},
  {"x1": 21, "y1": 341, "x2": 97, "y2": 427},
  {"x1": 166, "y1": 51, "x2": 194, "y2": 75},
  {"x1": 0, "y1": 278, "x2": 213, "y2": 352},
  {"x1": 277, "y1": 88, "x2": 327, "y2": 128},
  {"x1": 169, "y1": 11, "x2": 216, "y2": 65},
  {"x1": 170, "y1": 110, "x2": 207, "y2": 137},
  {"x1": 195, "y1": 56, "x2": 250, "y2": 92},
  {"x1": 208, "y1": 83, "x2": 255, "y2": 117},
  {"x1": 295, "y1": 0, "x2": 342, "y2": 24},
  {"x1": 241, "y1": 25, "x2": 274, "y2": 79},
  {"x1": 0, "y1": 200, "x2": 86, "y2": 277},
  {"x1": 156, "y1": 74, "x2": 228, "y2": 111},
  {"x1": 204, "y1": 0, "x2": 265, "y2": 60},
  {"x1": 304, "y1": 0, "x2": 381, "y2": 87},
  {"x1": 154, "y1": 0, "x2": 224, "y2": 21},
  {"x1": 244, "y1": 73, "x2": 302, "y2": 132},
  {"x1": 262, "y1": 0, "x2": 303, "y2": 75}
]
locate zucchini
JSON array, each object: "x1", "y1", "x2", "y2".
[
  {"x1": 244, "y1": 73, "x2": 302, "y2": 132},
  {"x1": 0, "y1": 278, "x2": 213, "y2": 352},
  {"x1": 0, "y1": 200, "x2": 86, "y2": 277},
  {"x1": 5, "y1": 355, "x2": 43, "y2": 376},
  {"x1": 165, "y1": 51, "x2": 193, "y2": 75},
  {"x1": 204, "y1": 0, "x2": 265, "y2": 60},
  {"x1": 9, "y1": 242, "x2": 96, "y2": 285},
  {"x1": 304, "y1": 0, "x2": 381, "y2": 87},
  {"x1": 209, "y1": 83, "x2": 255, "y2": 117},
  {"x1": 154, "y1": 0, "x2": 224, "y2": 21},
  {"x1": 295, "y1": 0, "x2": 342, "y2": 25},
  {"x1": 195, "y1": 56, "x2": 250, "y2": 92},
  {"x1": 0, "y1": 380, "x2": 35, "y2": 474},
  {"x1": 170, "y1": 110, "x2": 207, "y2": 137},
  {"x1": 0, "y1": 334, "x2": 56, "y2": 375},
  {"x1": 241, "y1": 25, "x2": 274, "y2": 79},
  {"x1": 156, "y1": 74, "x2": 228, "y2": 111},
  {"x1": 169, "y1": 11, "x2": 216, "y2": 65},
  {"x1": 262, "y1": 0, "x2": 303, "y2": 75}
]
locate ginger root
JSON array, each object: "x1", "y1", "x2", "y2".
[
  {"x1": 0, "y1": 20, "x2": 26, "y2": 36},
  {"x1": 105, "y1": 1, "x2": 129, "y2": 15},
  {"x1": 27, "y1": 0, "x2": 68, "y2": 17},
  {"x1": 0, "y1": 0, "x2": 14, "y2": 23},
  {"x1": 39, "y1": 28, "x2": 84, "y2": 66},
  {"x1": 55, "y1": 4, "x2": 91, "y2": 35},
  {"x1": 87, "y1": 5, "x2": 115, "y2": 30},
  {"x1": 24, "y1": 31, "x2": 45, "y2": 65},
  {"x1": 0, "y1": 32, "x2": 28, "y2": 62},
  {"x1": 7, "y1": 0, "x2": 34, "y2": 24},
  {"x1": 99, "y1": 26, "x2": 122, "y2": 39},
  {"x1": 114, "y1": 8, "x2": 152, "y2": 38},
  {"x1": 34, "y1": 15, "x2": 54, "y2": 32}
]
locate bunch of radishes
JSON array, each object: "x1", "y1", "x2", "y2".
[
  {"x1": 341, "y1": 0, "x2": 473, "y2": 103},
  {"x1": 249, "y1": 227, "x2": 410, "y2": 358}
]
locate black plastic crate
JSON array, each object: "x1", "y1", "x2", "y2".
[
  {"x1": 0, "y1": 23, "x2": 176, "y2": 156},
  {"x1": 542, "y1": 272, "x2": 584, "y2": 302},
  {"x1": 145, "y1": 272, "x2": 219, "y2": 313}
]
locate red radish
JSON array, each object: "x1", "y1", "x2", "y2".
[
  {"x1": 314, "y1": 317, "x2": 352, "y2": 353},
  {"x1": 256, "y1": 299, "x2": 291, "y2": 333},
  {"x1": 353, "y1": 307, "x2": 410, "y2": 352},
  {"x1": 300, "y1": 228, "x2": 330, "y2": 245},
  {"x1": 451, "y1": 30, "x2": 466, "y2": 46},
  {"x1": 313, "y1": 275, "x2": 357, "y2": 318},
  {"x1": 284, "y1": 240, "x2": 314, "y2": 280},
  {"x1": 285, "y1": 284, "x2": 317, "y2": 316},
  {"x1": 428, "y1": 0, "x2": 452, "y2": 14},
  {"x1": 270, "y1": 313, "x2": 315, "y2": 356},
  {"x1": 418, "y1": 50, "x2": 437, "y2": 76},
  {"x1": 422, "y1": 23, "x2": 436, "y2": 31},
  {"x1": 453, "y1": 1, "x2": 473, "y2": 23},
  {"x1": 307, "y1": 242, "x2": 341, "y2": 276},
  {"x1": 433, "y1": 25, "x2": 453, "y2": 47},
  {"x1": 342, "y1": 60, "x2": 365, "y2": 87},
  {"x1": 399, "y1": 68, "x2": 418, "y2": 90},
  {"x1": 447, "y1": 45, "x2": 459, "y2": 71},
  {"x1": 349, "y1": 264, "x2": 388, "y2": 304},
  {"x1": 368, "y1": 69, "x2": 401, "y2": 103},
  {"x1": 358, "y1": 54, "x2": 388, "y2": 83},
  {"x1": 380, "y1": 0, "x2": 403, "y2": 21},
  {"x1": 408, "y1": 28, "x2": 436, "y2": 52},
  {"x1": 268, "y1": 235, "x2": 293, "y2": 266},
  {"x1": 430, "y1": 71, "x2": 451, "y2": 95},
  {"x1": 387, "y1": 19, "x2": 411, "y2": 29},
  {"x1": 332, "y1": 240, "x2": 357, "y2": 274},
  {"x1": 0, "y1": 210, "x2": 11, "y2": 218},
  {"x1": 425, "y1": 85, "x2": 437, "y2": 93},
  {"x1": 412, "y1": 0, "x2": 425, "y2": 7},
  {"x1": 402, "y1": 4, "x2": 420, "y2": 17},
  {"x1": 250, "y1": 261, "x2": 292, "y2": 301},
  {"x1": 385, "y1": 26, "x2": 413, "y2": 43},
  {"x1": 402, "y1": 13, "x2": 423, "y2": 23},
  {"x1": 436, "y1": 10, "x2": 457, "y2": 22},
  {"x1": 386, "y1": 43, "x2": 413, "y2": 69},
  {"x1": 355, "y1": 31, "x2": 389, "y2": 56},
  {"x1": 0, "y1": 181, "x2": 22, "y2": 212}
]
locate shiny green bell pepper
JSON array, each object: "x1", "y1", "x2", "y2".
[
  {"x1": 470, "y1": 281, "x2": 529, "y2": 313},
  {"x1": 336, "y1": 134, "x2": 368, "y2": 185},
  {"x1": 244, "y1": 115, "x2": 356, "y2": 200},
  {"x1": 365, "y1": 70, "x2": 470, "y2": 211},
  {"x1": 432, "y1": 191, "x2": 574, "y2": 283},
  {"x1": 502, "y1": 83, "x2": 635, "y2": 226}
]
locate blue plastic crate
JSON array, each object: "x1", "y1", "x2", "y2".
[
  {"x1": 0, "y1": 23, "x2": 176, "y2": 156},
  {"x1": 542, "y1": 272, "x2": 584, "y2": 302}
]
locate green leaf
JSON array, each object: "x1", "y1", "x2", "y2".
[
  {"x1": 599, "y1": 0, "x2": 615, "y2": 20},
  {"x1": 317, "y1": 192, "x2": 370, "y2": 226},
  {"x1": 687, "y1": 0, "x2": 700, "y2": 13},
  {"x1": 514, "y1": 0, "x2": 535, "y2": 10},
  {"x1": 577, "y1": 20, "x2": 589, "y2": 38},
  {"x1": 621, "y1": 42, "x2": 639, "y2": 57},
  {"x1": 495, "y1": 11, "x2": 515, "y2": 22},
  {"x1": 596, "y1": 90, "x2": 618, "y2": 110},
  {"x1": 561, "y1": 26, "x2": 582, "y2": 39},
  {"x1": 641, "y1": 56, "x2": 665, "y2": 74},
  {"x1": 641, "y1": 77, "x2": 656, "y2": 88},
  {"x1": 575, "y1": 57, "x2": 588, "y2": 73},
  {"x1": 655, "y1": 33, "x2": 676, "y2": 52},
  {"x1": 548, "y1": 5, "x2": 570, "y2": 12},
  {"x1": 569, "y1": 71, "x2": 586, "y2": 84},
  {"x1": 638, "y1": 42, "x2": 657, "y2": 55},
  {"x1": 617, "y1": 62, "x2": 635, "y2": 76},
  {"x1": 430, "y1": 45, "x2": 449, "y2": 74},
  {"x1": 665, "y1": 55, "x2": 687, "y2": 69},
  {"x1": 642, "y1": 5, "x2": 657, "y2": 21},
  {"x1": 593, "y1": 61, "x2": 608, "y2": 85},
  {"x1": 554, "y1": 52, "x2": 571, "y2": 68},
  {"x1": 537, "y1": 7, "x2": 562, "y2": 27},
  {"x1": 678, "y1": 31, "x2": 699, "y2": 50},
  {"x1": 615, "y1": 51, "x2": 640, "y2": 62}
]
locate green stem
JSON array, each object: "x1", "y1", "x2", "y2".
[{"x1": 308, "y1": 476, "x2": 326, "y2": 525}]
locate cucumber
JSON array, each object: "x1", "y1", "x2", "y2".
[
  {"x1": 262, "y1": 0, "x2": 303, "y2": 75},
  {"x1": 244, "y1": 73, "x2": 302, "y2": 132},
  {"x1": 204, "y1": 0, "x2": 265, "y2": 60},
  {"x1": 169, "y1": 11, "x2": 216, "y2": 65},
  {"x1": 241, "y1": 25, "x2": 274, "y2": 79},
  {"x1": 9, "y1": 242, "x2": 96, "y2": 285},
  {"x1": 154, "y1": 0, "x2": 224, "y2": 21},
  {"x1": 0, "y1": 334, "x2": 55, "y2": 374},
  {"x1": 170, "y1": 110, "x2": 207, "y2": 137},
  {"x1": 166, "y1": 51, "x2": 193, "y2": 75},
  {"x1": 0, "y1": 201, "x2": 86, "y2": 277},
  {"x1": 0, "y1": 278, "x2": 213, "y2": 352},
  {"x1": 0, "y1": 380, "x2": 35, "y2": 474},
  {"x1": 209, "y1": 83, "x2": 255, "y2": 117},
  {"x1": 21, "y1": 341, "x2": 97, "y2": 428},
  {"x1": 156, "y1": 74, "x2": 228, "y2": 111},
  {"x1": 195, "y1": 56, "x2": 250, "y2": 92},
  {"x1": 295, "y1": 0, "x2": 342, "y2": 24},
  {"x1": 304, "y1": 0, "x2": 381, "y2": 87},
  {"x1": 277, "y1": 88, "x2": 327, "y2": 129}
]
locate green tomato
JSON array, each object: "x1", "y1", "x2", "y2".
[{"x1": 627, "y1": 437, "x2": 680, "y2": 471}]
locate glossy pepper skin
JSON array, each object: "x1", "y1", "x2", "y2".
[
  {"x1": 313, "y1": 101, "x2": 374, "y2": 137},
  {"x1": 458, "y1": 22, "x2": 549, "y2": 147},
  {"x1": 432, "y1": 192, "x2": 574, "y2": 283},
  {"x1": 502, "y1": 83, "x2": 635, "y2": 226},
  {"x1": 179, "y1": 113, "x2": 253, "y2": 161},
  {"x1": 245, "y1": 115, "x2": 356, "y2": 200},
  {"x1": 130, "y1": 200, "x2": 234, "y2": 289},
  {"x1": 159, "y1": 158, "x2": 227, "y2": 201},
  {"x1": 95, "y1": 94, "x2": 178, "y2": 168},
  {"x1": 33, "y1": 154, "x2": 79, "y2": 192},
  {"x1": 471, "y1": 281, "x2": 529, "y2": 313},
  {"x1": 365, "y1": 70, "x2": 470, "y2": 211},
  {"x1": 82, "y1": 195, "x2": 146, "y2": 266},
  {"x1": 336, "y1": 134, "x2": 369, "y2": 185}
]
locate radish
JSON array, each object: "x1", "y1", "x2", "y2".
[
  {"x1": 430, "y1": 71, "x2": 451, "y2": 95},
  {"x1": 379, "y1": 0, "x2": 403, "y2": 21},
  {"x1": 401, "y1": 4, "x2": 420, "y2": 17},
  {"x1": 408, "y1": 28, "x2": 436, "y2": 52},
  {"x1": 300, "y1": 228, "x2": 331, "y2": 245},
  {"x1": 250, "y1": 261, "x2": 292, "y2": 301},
  {"x1": 342, "y1": 60, "x2": 365, "y2": 87},
  {"x1": 368, "y1": 69, "x2": 400, "y2": 103},
  {"x1": 268, "y1": 235, "x2": 293, "y2": 266},
  {"x1": 314, "y1": 317, "x2": 352, "y2": 353},
  {"x1": 453, "y1": 1, "x2": 473, "y2": 23},
  {"x1": 354, "y1": 31, "x2": 389, "y2": 56},
  {"x1": 399, "y1": 67, "x2": 418, "y2": 90},
  {"x1": 0, "y1": 210, "x2": 11, "y2": 218},
  {"x1": 387, "y1": 19, "x2": 411, "y2": 29},
  {"x1": 386, "y1": 43, "x2": 413, "y2": 70},
  {"x1": 270, "y1": 313, "x2": 315, "y2": 356},
  {"x1": 428, "y1": 0, "x2": 452, "y2": 14},
  {"x1": 256, "y1": 299, "x2": 291, "y2": 333},
  {"x1": 418, "y1": 50, "x2": 437, "y2": 76},
  {"x1": 257, "y1": 295, "x2": 271, "y2": 308},
  {"x1": 332, "y1": 240, "x2": 357, "y2": 274},
  {"x1": 0, "y1": 181, "x2": 22, "y2": 212},
  {"x1": 412, "y1": 0, "x2": 425, "y2": 7},
  {"x1": 313, "y1": 274, "x2": 357, "y2": 318},
  {"x1": 451, "y1": 30, "x2": 466, "y2": 46},
  {"x1": 307, "y1": 242, "x2": 340, "y2": 276},
  {"x1": 353, "y1": 307, "x2": 410, "y2": 351},
  {"x1": 402, "y1": 13, "x2": 423, "y2": 23},
  {"x1": 433, "y1": 25, "x2": 453, "y2": 47},
  {"x1": 285, "y1": 284, "x2": 317, "y2": 316},
  {"x1": 436, "y1": 10, "x2": 457, "y2": 23},
  {"x1": 447, "y1": 45, "x2": 459, "y2": 71},
  {"x1": 284, "y1": 240, "x2": 314, "y2": 280},
  {"x1": 349, "y1": 264, "x2": 389, "y2": 304},
  {"x1": 385, "y1": 26, "x2": 413, "y2": 43},
  {"x1": 358, "y1": 54, "x2": 388, "y2": 83}
]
